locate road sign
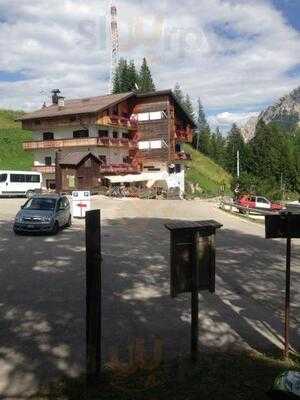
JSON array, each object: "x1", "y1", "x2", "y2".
[{"x1": 72, "y1": 191, "x2": 91, "y2": 218}]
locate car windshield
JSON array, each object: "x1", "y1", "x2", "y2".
[
  {"x1": 24, "y1": 198, "x2": 56, "y2": 211},
  {"x1": 0, "y1": 173, "x2": 7, "y2": 182}
]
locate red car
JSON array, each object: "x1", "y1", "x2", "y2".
[{"x1": 237, "y1": 195, "x2": 283, "y2": 211}]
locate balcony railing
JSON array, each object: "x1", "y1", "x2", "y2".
[
  {"x1": 173, "y1": 151, "x2": 192, "y2": 162},
  {"x1": 32, "y1": 164, "x2": 141, "y2": 175},
  {"x1": 100, "y1": 164, "x2": 141, "y2": 174},
  {"x1": 23, "y1": 137, "x2": 138, "y2": 151},
  {"x1": 175, "y1": 128, "x2": 193, "y2": 143},
  {"x1": 32, "y1": 165, "x2": 56, "y2": 174},
  {"x1": 97, "y1": 115, "x2": 138, "y2": 130}
]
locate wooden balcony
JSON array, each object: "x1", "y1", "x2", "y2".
[
  {"x1": 32, "y1": 164, "x2": 141, "y2": 175},
  {"x1": 173, "y1": 151, "x2": 192, "y2": 162},
  {"x1": 23, "y1": 137, "x2": 138, "y2": 151},
  {"x1": 32, "y1": 165, "x2": 56, "y2": 174},
  {"x1": 175, "y1": 127, "x2": 193, "y2": 143},
  {"x1": 100, "y1": 164, "x2": 141, "y2": 174},
  {"x1": 97, "y1": 115, "x2": 138, "y2": 130}
]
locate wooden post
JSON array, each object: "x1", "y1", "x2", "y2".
[
  {"x1": 191, "y1": 232, "x2": 200, "y2": 362},
  {"x1": 284, "y1": 213, "x2": 291, "y2": 358},
  {"x1": 55, "y1": 151, "x2": 62, "y2": 194},
  {"x1": 86, "y1": 210, "x2": 102, "y2": 382}
]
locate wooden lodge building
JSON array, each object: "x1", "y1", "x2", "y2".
[{"x1": 19, "y1": 90, "x2": 195, "y2": 195}]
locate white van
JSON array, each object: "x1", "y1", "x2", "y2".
[{"x1": 0, "y1": 171, "x2": 43, "y2": 197}]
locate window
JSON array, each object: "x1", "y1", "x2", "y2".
[
  {"x1": 113, "y1": 131, "x2": 118, "y2": 139},
  {"x1": 10, "y1": 174, "x2": 25, "y2": 182},
  {"x1": 98, "y1": 130, "x2": 109, "y2": 138},
  {"x1": 136, "y1": 111, "x2": 167, "y2": 122},
  {"x1": 138, "y1": 141, "x2": 150, "y2": 150},
  {"x1": 34, "y1": 120, "x2": 41, "y2": 125},
  {"x1": 25, "y1": 175, "x2": 40, "y2": 183},
  {"x1": 149, "y1": 111, "x2": 163, "y2": 120},
  {"x1": 73, "y1": 129, "x2": 89, "y2": 138},
  {"x1": 45, "y1": 157, "x2": 52, "y2": 166},
  {"x1": 43, "y1": 132, "x2": 54, "y2": 141},
  {"x1": 257, "y1": 197, "x2": 269, "y2": 204},
  {"x1": 122, "y1": 132, "x2": 129, "y2": 139},
  {"x1": 123, "y1": 156, "x2": 130, "y2": 164},
  {"x1": 24, "y1": 198, "x2": 56, "y2": 210},
  {"x1": 137, "y1": 113, "x2": 150, "y2": 122},
  {"x1": 70, "y1": 116, "x2": 76, "y2": 122},
  {"x1": 138, "y1": 140, "x2": 162, "y2": 150},
  {"x1": 175, "y1": 143, "x2": 181, "y2": 153},
  {"x1": 0, "y1": 173, "x2": 7, "y2": 182},
  {"x1": 99, "y1": 155, "x2": 107, "y2": 165},
  {"x1": 175, "y1": 164, "x2": 181, "y2": 173},
  {"x1": 150, "y1": 140, "x2": 162, "y2": 149}
]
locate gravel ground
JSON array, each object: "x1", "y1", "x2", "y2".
[{"x1": 0, "y1": 196, "x2": 299, "y2": 398}]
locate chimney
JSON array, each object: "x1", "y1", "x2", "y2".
[
  {"x1": 51, "y1": 89, "x2": 61, "y2": 105},
  {"x1": 58, "y1": 96, "x2": 65, "y2": 108}
]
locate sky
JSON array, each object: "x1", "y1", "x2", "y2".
[{"x1": 0, "y1": 0, "x2": 299, "y2": 132}]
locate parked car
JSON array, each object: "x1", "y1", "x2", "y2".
[
  {"x1": 237, "y1": 195, "x2": 283, "y2": 211},
  {"x1": 0, "y1": 170, "x2": 42, "y2": 198},
  {"x1": 13, "y1": 194, "x2": 72, "y2": 235}
]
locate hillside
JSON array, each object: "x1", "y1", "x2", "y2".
[
  {"x1": 0, "y1": 110, "x2": 32, "y2": 170},
  {"x1": 184, "y1": 144, "x2": 232, "y2": 196}
]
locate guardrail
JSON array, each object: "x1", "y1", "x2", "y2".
[{"x1": 219, "y1": 200, "x2": 281, "y2": 216}]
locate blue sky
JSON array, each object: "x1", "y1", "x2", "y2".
[
  {"x1": 272, "y1": 0, "x2": 300, "y2": 31},
  {"x1": 0, "y1": 0, "x2": 299, "y2": 131}
]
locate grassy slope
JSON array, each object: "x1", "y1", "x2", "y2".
[
  {"x1": 0, "y1": 110, "x2": 32, "y2": 170},
  {"x1": 184, "y1": 144, "x2": 232, "y2": 196}
]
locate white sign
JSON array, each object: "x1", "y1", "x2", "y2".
[{"x1": 72, "y1": 191, "x2": 91, "y2": 218}]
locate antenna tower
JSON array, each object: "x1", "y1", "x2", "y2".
[{"x1": 109, "y1": 2, "x2": 120, "y2": 94}]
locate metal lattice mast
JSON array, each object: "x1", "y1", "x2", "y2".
[{"x1": 109, "y1": 2, "x2": 120, "y2": 94}]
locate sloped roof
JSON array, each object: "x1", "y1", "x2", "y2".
[
  {"x1": 59, "y1": 152, "x2": 99, "y2": 166},
  {"x1": 19, "y1": 92, "x2": 134, "y2": 121},
  {"x1": 18, "y1": 89, "x2": 197, "y2": 128}
]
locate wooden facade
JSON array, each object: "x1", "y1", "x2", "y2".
[{"x1": 20, "y1": 90, "x2": 195, "y2": 192}]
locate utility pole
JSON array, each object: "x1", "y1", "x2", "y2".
[{"x1": 237, "y1": 150, "x2": 240, "y2": 178}]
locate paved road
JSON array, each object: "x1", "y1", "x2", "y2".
[{"x1": 0, "y1": 197, "x2": 299, "y2": 397}]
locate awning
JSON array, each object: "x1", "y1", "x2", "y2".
[{"x1": 105, "y1": 171, "x2": 168, "y2": 184}]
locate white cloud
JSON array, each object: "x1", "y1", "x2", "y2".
[
  {"x1": 0, "y1": 0, "x2": 299, "y2": 118},
  {"x1": 208, "y1": 111, "x2": 260, "y2": 132}
]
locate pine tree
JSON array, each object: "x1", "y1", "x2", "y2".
[
  {"x1": 138, "y1": 58, "x2": 155, "y2": 93},
  {"x1": 173, "y1": 83, "x2": 184, "y2": 106},
  {"x1": 112, "y1": 58, "x2": 129, "y2": 94},
  {"x1": 215, "y1": 127, "x2": 226, "y2": 165},
  {"x1": 195, "y1": 98, "x2": 209, "y2": 151},
  {"x1": 182, "y1": 94, "x2": 195, "y2": 122},
  {"x1": 118, "y1": 59, "x2": 130, "y2": 93},
  {"x1": 127, "y1": 60, "x2": 138, "y2": 91},
  {"x1": 224, "y1": 123, "x2": 246, "y2": 176},
  {"x1": 198, "y1": 127, "x2": 211, "y2": 156}
]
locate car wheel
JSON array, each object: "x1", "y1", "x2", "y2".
[
  {"x1": 26, "y1": 190, "x2": 35, "y2": 198},
  {"x1": 52, "y1": 221, "x2": 59, "y2": 235},
  {"x1": 66, "y1": 215, "x2": 72, "y2": 228},
  {"x1": 13, "y1": 228, "x2": 20, "y2": 235}
]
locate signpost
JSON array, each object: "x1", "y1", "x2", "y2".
[
  {"x1": 265, "y1": 212, "x2": 300, "y2": 357},
  {"x1": 165, "y1": 220, "x2": 222, "y2": 361}
]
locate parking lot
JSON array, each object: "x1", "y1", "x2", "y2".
[{"x1": 0, "y1": 196, "x2": 299, "y2": 397}]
